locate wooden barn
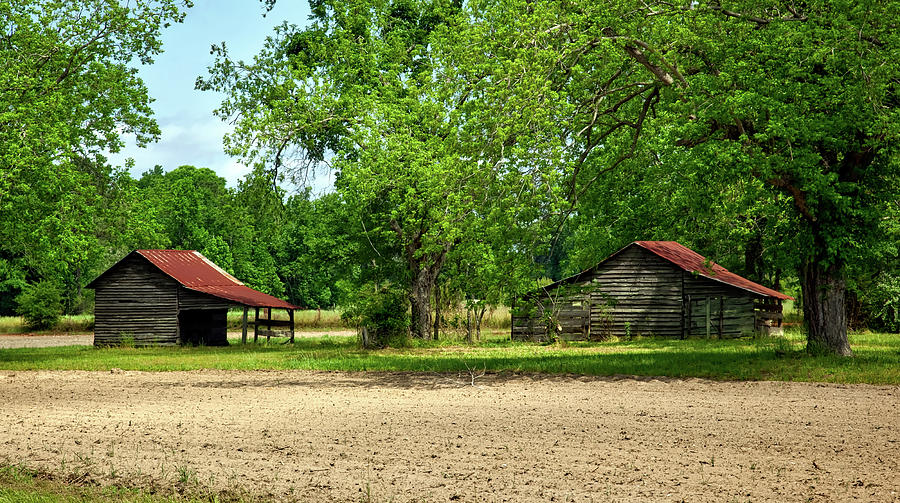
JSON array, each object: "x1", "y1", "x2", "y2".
[
  {"x1": 87, "y1": 249, "x2": 299, "y2": 346},
  {"x1": 511, "y1": 241, "x2": 792, "y2": 341}
]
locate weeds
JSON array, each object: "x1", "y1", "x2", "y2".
[{"x1": 0, "y1": 331, "x2": 897, "y2": 384}]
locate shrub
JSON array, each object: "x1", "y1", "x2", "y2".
[
  {"x1": 341, "y1": 284, "x2": 410, "y2": 348},
  {"x1": 15, "y1": 281, "x2": 63, "y2": 330}
]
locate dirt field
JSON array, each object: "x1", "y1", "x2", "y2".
[{"x1": 0, "y1": 370, "x2": 897, "y2": 502}]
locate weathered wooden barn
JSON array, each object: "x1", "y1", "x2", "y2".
[
  {"x1": 511, "y1": 241, "x2": 791, "y2": 341},
  {"x1": 87, "y1": 250, "x2": 299, "y2": 346}
]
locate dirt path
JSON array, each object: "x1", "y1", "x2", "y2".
[
  {"x1": 0, "y1": 330, "x2": 355, "y2": 349},
  {"x1": 0, "y1": 370, "x2": 897, "y2": 502}
]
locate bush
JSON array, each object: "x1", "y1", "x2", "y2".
[
  {"x1": 341, "y1": 284, "x2": 410, "y2": 348},
  {"x1": 15, "y1": 281, "x2": 63, "y2": 330},
  {"x1": 861, "y1": 273, "x2": 900, "y2": 332}
]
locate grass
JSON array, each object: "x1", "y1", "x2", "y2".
[
  {"x1": 0, "y1": 307, "x2": 513, "y2": 334},
  {"x1": 0, "y1": 464, "x2": 250, "y2": 503},
  {"x1": 0, "y1": 315, "x2": 93, "y2": 335},
  {"x1": 0, "y1": 328, "x2": 896, "y2": 384}
]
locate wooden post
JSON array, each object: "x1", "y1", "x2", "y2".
[
  {"x1": 705, "y1": 296, "x2": 711, "y2": 339},
  {"x1": 289, "y1": 309, "x2": 295, "y2": 343},
  {"x1": 241, "y1": 306, "x2": 248, "y2": 344},
  {"x1": 718, "y1": 296, "x2": 724, "y2": 338},
  {"x1": 253, "y1": 307, "x2": 260, "y2": 342},
  {"x1": 685, "y1": 295, "x2": 692, "y2": 338},
  {"x1": 265, "y1": 308, "x2": 272, "y2": 342}
]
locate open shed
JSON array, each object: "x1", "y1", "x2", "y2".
[
  {"x1": 87, "y1": 249, "x2": 299, "y2": 346},
  {"x1": 511, "y1": 241, "x2": 792, "y2": 341}
]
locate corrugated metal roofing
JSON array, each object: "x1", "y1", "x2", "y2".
[
  {"x1": 136, "y1": 249, "x2": 299, "y2": 309},
  {"x1": 633, "y1": 241, "x2": 793, "y2": 300}
]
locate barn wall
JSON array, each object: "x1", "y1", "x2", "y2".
[
  {"x1": 589, "y1": 246, "x2": 683, "y2": 338},
  {"x1": 511, "y1": 244, "x2": 773, "y2": 341},
  {"x1": 511, "y1": 278, "x2": 592, "y2": 341},
  {"x1": 93, "y1": 255, "x2": 179, "y2": 346},
  {"x1": 682, "y1": 273, "x2": 758, "y2": 337}
]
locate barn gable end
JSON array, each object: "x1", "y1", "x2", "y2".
[
  {"x1": 92, "y1": 253, "x2": 180, "y2": 346},
  {"x1": 589, "y1": 245, "x2": 684, "y2": 338}
]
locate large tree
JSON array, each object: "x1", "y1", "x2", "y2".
[
  {"x1": 0, "y1": 0, "x2": 190, "y2": 313},
  {"x1": 462, "y1": 0, "x2": 899, "y2": 355},
  {"x1": 200, "y1": 0, "x2": 561, "y2": 338}
]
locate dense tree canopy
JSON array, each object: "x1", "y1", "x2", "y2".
[
  {"x1": 0, "y1": 0, "x2": 190, "y2": 314},
  {"x1": 3, "y1": 0, "x2": 897, "y2": 351},
  {"x1": 449, "y1": 0, "x2": 900, "y2": 354}
]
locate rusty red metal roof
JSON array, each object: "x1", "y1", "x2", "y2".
[
  {"x1": 136, "y1": 250, "x2": 298, "y2": 309},
  {"x1": 633, "y1": 241, "x2": 793, "y2": 300}
]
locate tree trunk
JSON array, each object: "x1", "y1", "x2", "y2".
[
  {"x1": 409, "y1": 269, "x2": 434, "y2": 339},
  {"x1": 433, "y1": 285, "x2": 441, "y2": 341},
  {"x1": 800, "y1": 257, "x2": 852, "y2": 356},
  {"x1": 475, "y1": 305, "x2": 487, "y2": 341},
  {"x1": 744, "y1": 224, "x2": 764, "y2": 283},
  {"x1": 466, "y1": 306, "x2": 474, "y2": 344}
]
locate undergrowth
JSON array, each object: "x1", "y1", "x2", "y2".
[{"x1": 0, "y1": 329, "x2": 896, "y2": 385}]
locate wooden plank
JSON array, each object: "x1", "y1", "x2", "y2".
[
  {"x1": 254, "y1": 307, "x2": 259, "y2": 342},
  {"x1": 242, "y1": 306, "x2": 248, "y2": 344},
  {"x1": 289, "y1": 309, "x2": 295, "y2": 343}
]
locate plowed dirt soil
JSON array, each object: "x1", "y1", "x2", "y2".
[{"x1": 0, "y1": 370, "x2": 897, "y2": 502}]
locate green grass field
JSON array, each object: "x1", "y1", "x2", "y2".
[
  {"x1": 0, "y1": 328, "x2": 896, "y2": 384},
  {"x1": 0, "y1": 464, "x2": 251, "y2": 503},
  {"x1": 0, "y1": 307, "x2": 514, "y2": 334}
]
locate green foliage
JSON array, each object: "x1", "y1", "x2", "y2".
[
  {"x1": 341, "y1": 284, "x2": 411, "y2": 348},
  {"x1": 15, "y1": 282, "x2": 63, "y2": 330},
  {"x1": 0, "y1": 0, "x2": 188, "y2": 314},
  {"x1": 200, "y1": 0, "x2": 564, "y2": 339}
]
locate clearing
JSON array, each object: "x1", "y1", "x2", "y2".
[{"x1": 0, "y1": 370, "x2": 897, "y2": 502}]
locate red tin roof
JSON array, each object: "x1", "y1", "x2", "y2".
[
  {"x1": 135, "y1": 249, "x2": 298, "y2": 309},
  {"x1": 536, "y1": 241, "x2": 792, "y2": 301},
  {"x1": 633, "y1": 241, "x2": 793, "y2": 300}
]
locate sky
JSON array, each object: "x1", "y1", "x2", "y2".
[{"x1": 107, "y1": 0, "x2": 334, "y2": 191}]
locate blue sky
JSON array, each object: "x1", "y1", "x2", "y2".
[{"x1": 108, "y1": 0, "x2": 333, "y2": 191}]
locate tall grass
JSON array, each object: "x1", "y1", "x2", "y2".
[{"x1": 0, "y1": 315, "x2": 93, "y2": 335}]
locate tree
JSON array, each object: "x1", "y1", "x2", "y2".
[
  {"x1": 200, "y1": 0, "x2": 561, "y2": 339},
  {"x1": 461, "y1": 0, "x2": 899, "y2": 355},
  {"x1": 0, "y1": 0, "x2": 190, "y2": 312},
  {"x1": 654, "y1": 1, "x2": 900, "y2": 355}
]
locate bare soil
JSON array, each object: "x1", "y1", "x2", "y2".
[{"x1": 0, "y1": 370, "x2": 897, "y2": 502}]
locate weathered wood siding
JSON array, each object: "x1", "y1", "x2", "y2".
[
  {"x1": 589, "y1": 246, "x2": 683, "y2": 338},
  {"x1": 682, "y1": 273, "x2": 757, "y2": 337},
  {"x1": 511, "y1": 244, "x2": 766, "y2": 341},
  {"x1": 177, "y1": 288, "x2": 231, "y2": 310},
  {"x1": 93, "y1": 255, "x2": 179, "y2": 346},
  {"x1": 511, "y1": 279, "x2": 592, "y2": 341}
]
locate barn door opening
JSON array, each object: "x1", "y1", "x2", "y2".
[{"x1": 178, "y1": 309, "x2": 228, "y2": 346}]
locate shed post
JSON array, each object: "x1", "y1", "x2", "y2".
[
  {"x1": 241, "y1": 306, "x2": 248, "y2": 344},
  {"x1": 705, "y1": 297, "x2": 711, "y2": 339},
  {"x1": 254, "y1": 307, "x2": 260, "y2": 342},
  {"x1": 718, "y1": 296, "x2": 724, "y2": 338},
  {"x1": 289, "y1": 309, "x2": 295, "y2": 343},
  {"x1": 685, "y1": 295, "x2": 692, "y2": 338}
]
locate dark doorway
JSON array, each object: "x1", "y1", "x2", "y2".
[{"x1": 179, "y1": 309, "x2": 228, "y2": 346}]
